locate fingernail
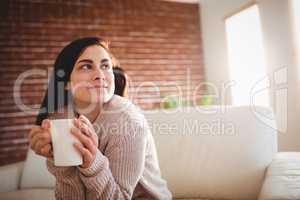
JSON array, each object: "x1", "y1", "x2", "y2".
[
  {"x1": 70, "y1": 127, "x2": 75, "y2": 133},
  {"x1": 41, "y1": 121, "x2": 46, "y2": 128},
  {"x1": 73, "y1": 119, "x2": 79, "y2": 127},
  {"x1": 73, "y1": 143, "x2": 80, "y2": 148}
]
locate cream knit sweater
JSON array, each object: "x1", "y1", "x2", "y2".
[{"x1": 46, "y1": 95, "x2": 172, "y2": 200}]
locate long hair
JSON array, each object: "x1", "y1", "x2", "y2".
[
  {"x1": 113, "y1": 67, "x2": 127, "y2": 97},
  {"x1": 35, "y1": 37, "x2": 113, "y2": 125}
]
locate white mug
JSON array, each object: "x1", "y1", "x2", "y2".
[{"x1": 50, "y1": 119, "x2": 83, "y2": 166}]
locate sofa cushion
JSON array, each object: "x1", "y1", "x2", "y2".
[
  {"x1": 0, "y1": 162, "x2": 24, "y2": 192},
  {"x1": 20, "y1": 150, "x2": 55, "y2": 189},
  {"x1": 259, "y1": 152, "x2": 300, "y2": 199},
  {"x1": 0, "y1": 189, "x2": 54, "y2": 200},
  {"x1": 144, "y1": 106, "x2": 277, "y2": 199}
]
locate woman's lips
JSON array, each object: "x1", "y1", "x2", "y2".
[{"x1": 88, "y1": 85, "x2": 108, "y2": 89}]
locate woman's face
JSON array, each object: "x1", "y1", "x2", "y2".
[{"x1": 68, "y1": 45, "x2": 115, "y2": 107}]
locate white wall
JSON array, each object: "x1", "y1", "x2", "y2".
[
  {"x1": 199, "y1": 0, "x2": 300, "y2": 151},
  {"x1": 199, "y1": 0, "x2": 251, "y2": 105}
]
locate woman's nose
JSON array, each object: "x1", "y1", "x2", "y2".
[
  {"x1": 93, "y1": 68, "x2": 105, "y2": 81},
  {"x1": 93, "y1": 70, "x2": 106, "y2": 84}
]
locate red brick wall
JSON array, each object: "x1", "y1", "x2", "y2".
[{"x1": 0, "y1": 0, "x2": 205, "y2": 166}]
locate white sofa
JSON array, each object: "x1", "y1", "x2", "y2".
[{"x1": 0, "y1": 106, "x2": 300, "y2": 200}]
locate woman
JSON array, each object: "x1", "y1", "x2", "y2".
[
  {"x1": 28, "y1": 37, "x2": 172, "y2": 200},
  {"x1": 113, "y1": 66, "x2": 128, "y2": 98}
]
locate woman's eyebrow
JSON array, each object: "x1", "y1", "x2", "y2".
[
  {"x1": 77, "y1": 59, "x2": 93, "y2": 64},
  {"x1": 77, "y1": 58, "x2": 109, "y2": 64},
  {"x1": 101, "y1": 58, "x2": 109, "y2": 63}
]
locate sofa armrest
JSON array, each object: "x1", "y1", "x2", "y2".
[
  {"x1": 259, "y1": 152, "x2": 300, "y2": 200},
  {"x1": 0, "y1": 162, "x2": 24, "y2": 192}
]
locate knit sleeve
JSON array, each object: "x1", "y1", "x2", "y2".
[
  {"x1": 46, "y1": 158, "x2": 86, "y2": 200},
  {"x1": 77, "y1": 119, "x2": 148, "y2": 200}
]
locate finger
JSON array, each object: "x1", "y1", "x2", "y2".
[
  {"x1": 31, "y1": 130, "x2": 51, "y2": 144},
  {"x1": 80, "y1": 123, "x2": 92, "y2": 137},
  {"x1": 73, "y1": 118, "x2": 81, "y2": 128},
  {"x1": 70, "y1": 127, "x2": 91, "y2": 147},
  {"x1": 76, "y1": 122, "x2": 98, "y2": 146},
  {"x1": 28, "y1": 126, "x2": 42, "y2": 140},
  {"x1": 79, "y1": 115, "x2": 95, "y2": 132},
  {"x1": 73, "y1": 119, "x2": 91, "y2": 136},
  {"x1": 78, "y1": 116, "x2": 97, "y2": 138},
  {"x1": 35, "y1": 138, "x2": 51, "y2": 152},
  {"x1": 79, "y1": 115, "x2": 92, "y2": 127},
  {"x1": 70, "y1": 127, "x2": 96, "y2": 154},
  {"x1": 73, "y1": 143, "x2": 93, "y2": 163},
  {"x1": 42, "y1": 119, "x2": 51, "y2": 130},
  {"x1": 40, "y1": 144, "x2": 53, "y2": 158},
  {"x1": 73, "y1": 118, "x2": 83, "y2": 129},
  {"x1": 77, "y1": 117, "x2": 98, "y2": 145},
  {"x1": 30, "y1": 133, "x2": 51, "y2": 151}
]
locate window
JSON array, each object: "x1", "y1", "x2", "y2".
[{"x1": 225, "y1": 5, "x2": 269, "y2": 107}]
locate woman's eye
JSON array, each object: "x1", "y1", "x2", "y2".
[
  {"x1": 101, "y1": 64, "x2": 110, "y2": 70},
  {"x1": 81, "y1": 64, "x2": 92, "y2": 70}
]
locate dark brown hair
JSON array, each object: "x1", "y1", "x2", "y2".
[{"x1": 113, "y1": 67, "x2": 127, "y2": 97}]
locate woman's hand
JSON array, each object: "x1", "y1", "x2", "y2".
[
  {"x1": 71, "y1": 115, "x2": 99, "y2": 169},
  {"x1": 28, "y1": 119, "x2": 53, "y2": 158}
]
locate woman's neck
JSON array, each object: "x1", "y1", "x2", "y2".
[{"x1": 74, "y1": 101, "x2": 102, "y2": 123}]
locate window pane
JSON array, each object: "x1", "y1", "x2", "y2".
[{"x1": 225, "y1": 5, "x2": 269, "y2": 107}]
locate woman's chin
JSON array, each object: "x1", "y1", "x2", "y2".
[
  {"x1": 103, "y1": 92, "x2": 114, "y2": 103},
  {"x1": 79, "y1": 88, "x2": 114, "y2": 105},
  {"x1": 88, "y1": 93, "x2": 113, "y2": 104}
]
